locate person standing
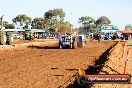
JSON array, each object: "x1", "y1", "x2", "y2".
[{"x1": 98, "y1": 33, "x2": 101, "y2": 42}]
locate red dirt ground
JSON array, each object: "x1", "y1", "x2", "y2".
[{"x1": 0, "y1": 40, "x2": 115, "y2": 88}]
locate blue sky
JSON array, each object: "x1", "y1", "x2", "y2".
[{"x1": 0, "y1": 0, "x2": 132, "y2": 29}]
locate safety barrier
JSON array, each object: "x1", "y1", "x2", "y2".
[
  {"x1": 112, "y1": 40, "x2": 130, "y2": 74},
  {"x1": 77, "y1": 40, "x2": 131, "y2": 86}
]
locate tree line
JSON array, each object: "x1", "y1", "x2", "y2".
[
  {"x1": 1, "y1": 8, "x2": 131, "y2": 33},
  {"x1": 78, "y1": 16, "x2": 112, "y2": 32},
  {"x1": 1, "y1": 8, "x2": 72, "y2": 33},
  {"x1": 79, "y1": 16, "x2": 132, "y2": 32},
  {"x1": 125, "y1": 24, "x2": 132, "y2": 30}
]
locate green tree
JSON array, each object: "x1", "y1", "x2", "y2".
[
  {"x1": 48, "y1": 21, "x2": 72, "y2": 33},
  {"x1": 48, "y1": 28, "x2": 56, "y2": 32},
  {"x1": 44, "y1": 8, "x2": 65, "y2": 31},
  {"x1": 79, "y1": 16, "x2": 95, "y2": 32},
  {"x1": 31, "y1": 17, "x2": 48, "y2": 29},
  {"x1": 0, "y1": 19, "x2": 15, "y2": 29},
  {"x1": 12, "y1": 14, "x2": 32, "y2": 29},
  {"x1": 4, "y1": 23, "x2": 15, "y2": 29},
  {"x1": 95, "y1": 16, "x2": 111, "y2": 27},
  {"x1": 125, "y1": 24, "x2": 132, "y2": 30},
  {"x1": 44, "y1": 8, "x2": 65, "y2": 20},
  {"x1": 58, "y1": 21, "x2": 72, "y2": 33},
  {"x1": 79, "y1": 16, "x2": 95, "y2": 24}
]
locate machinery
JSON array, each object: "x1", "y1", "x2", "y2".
[
  {"x1": 0, "y1": 31, "x2": 6, "y2": 45},
  {"x1": 59, "y1": 35, "x2": 77, "y2": 49},
  {"x1": 0, "y1": 30, "x2": 14, "y2": 45},
  {"x1": 24, "y1": 30, "x2": 33, "y2": 40},
  {"x1": 58, "y1": 33, "x2": 86, "y2": 49},
  {"x1": 104, "y1": 33, "x2": 113, "y2": 40},
  {"x1": 6, "y1": 32, "x2": 13, "y2": 45},
  {"x1": 0, "y1": 15, "x2": 14, "y2": 45},
  {"x1": 104, "y1": 31, "x2": 122, "y2": 40}
]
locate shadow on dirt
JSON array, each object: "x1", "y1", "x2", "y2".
[
  {"x1": 28, "y1": 46, "x2": 59, "y2": 49},
  {"x1": 28, "y1": 45, "x2": 76, "y2": 49},
  {"x1": 66, "y1": 42, "x2": 118, "y2": 88}
]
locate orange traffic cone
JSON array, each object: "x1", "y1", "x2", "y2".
[{"x1": 78, "y1": 67, "x2": 85, "y2": 76}]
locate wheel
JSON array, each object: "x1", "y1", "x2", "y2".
[
  {"x1": 70, "y1": 43, "x2": 73, "y2": 49},
  {"x1": 77, "y1": 76, "x2": 87, "y2": 86},
  {"x1": 59, "y1": 44, "x2": 62, "y2": 49},
  {"x1": 8, "y1": 39, "x2": 13, "y2": 45},
  {"x1": 0, "y1": 32, "x2": 6, "y2": 45},
  {"x1": 6, "y1": 32, "x2": 13, "y2": 45},
  {"x1": 72, "y1": 42, "x2": 77, "y2": 49}
]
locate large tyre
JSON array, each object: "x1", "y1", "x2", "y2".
[
  {"x1": 58, "y1": 44, "x2": 62, "y2": 49},
  {"x1": 6, "y1": 32, "x2": 13, "y2": 45},
  {"x1": 8, "y1": 32, "x2": 13, "y2": 45},
  {"x1": 6, "y1": 32, "x2": 10, "y2": 45},
  {"x1": 58, "y1": 40, "x2": 62, "y2": 49},
  {"x1": 0, "y1": 32, "x2": 6, "y2": 45},
  {"x1": 70, "y1": 43, "x2": 73, "y2": 49},
  {"x1": 72, "y1": 42, "x2": 77, "y2": 49},
  {"x1": 58, "y1": 43, "x2": 63, "y2": 49}
]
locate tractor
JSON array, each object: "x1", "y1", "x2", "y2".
[
  {"x1": 58, "y1": 35, "x2": 77, "y2": 49},
  {"x1": 0, "y1": 31, "x2": 13, "y2": 45},
  {"x1": 58, "y1": 33, "x2": 86, "y2": 49}
]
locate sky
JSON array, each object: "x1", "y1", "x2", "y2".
[{"x1": 0, "y1": 0, "x2": 132, "y2": 29}]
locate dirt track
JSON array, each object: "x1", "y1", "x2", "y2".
[{"x1": 0, "y1": 40, "x2": 115, "y2": 88}]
